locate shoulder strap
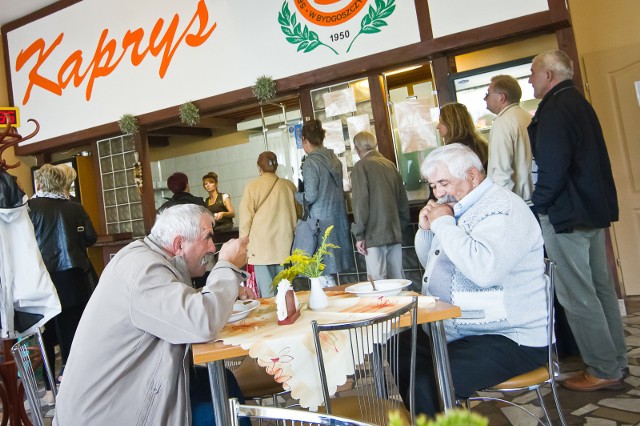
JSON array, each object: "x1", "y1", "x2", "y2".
[{"x1": 255, "y1": 177, "x2": 279, "y2": 214}]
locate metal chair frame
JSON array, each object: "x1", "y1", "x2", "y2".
[
  {"x1": 10, "y1": 328, "x2": 57, "y2": 426},
  {"x1": 229, "y1": 397, "x2": 375, "y2": 426},
  {"x1": 468, "y1": 259, "x2": 567, "y2": 426},
  {"x1": 311, "y1": 296, "x2": 418, "y2": 426}
]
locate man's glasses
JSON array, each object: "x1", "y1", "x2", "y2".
[{"x1": 484, "y1": 92, "x2": 500, "y2": 99}]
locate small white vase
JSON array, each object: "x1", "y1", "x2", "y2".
[{"x1": 308, "y1": 277, "x2": 329, "y2": 311}]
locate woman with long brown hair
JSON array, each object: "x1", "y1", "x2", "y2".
[{"x1": 437, "y1": 102, "x2": 489, "y2": 170}]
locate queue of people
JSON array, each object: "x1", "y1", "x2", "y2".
[{"x1": 14, "y1": 47, "x2": 625, "y2": 424}]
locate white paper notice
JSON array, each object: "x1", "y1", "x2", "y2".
[
  {"x1": 395, "y1": 98, "x2": 438, "y2": 153},
  {"x1": 323, "y1": 88, "x2": 357, "y2": 117},
  {"x1": 323, "y1": 119, "x2": 346, "y2": 154},
  {"x1": 346, "y1": 114, "x2": 371, "y2": 143}
]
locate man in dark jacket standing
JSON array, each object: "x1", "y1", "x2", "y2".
[
  {"x1": 528, "y1": 50, "x2": 627, "y2": 391},
  {"x1": 350, "y1": 131, "x2": 410, "y2": 280}
]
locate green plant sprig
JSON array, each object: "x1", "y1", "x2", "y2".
[
  {"x1": 347, "y1": 0, "x2": 396, "y2": 53},
  {"x1": 118, "y1": 113, "x2": 139, "y2": 135},
  {"x1": 179, "y1": 101, "x2": 200, "y2": 126},
  {"x1": 388, "y1": 408, "x2": 488, "y2": 426},
  {"x1": 253, "y1": 75, "x2": 277, "y2": 104},
  {"x1": 278, "y1": 1, "x2": 338, "y2": 55},
  {"x1": 271, "y1": 225, "x2": 339, "y2": 290}
]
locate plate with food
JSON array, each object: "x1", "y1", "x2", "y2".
[
  {"x1": 227, "y1": 299, "x2": 260, "y2": 323},
  {"x1": 345, "y1": 279, "x2": 412, "y2": 297}
]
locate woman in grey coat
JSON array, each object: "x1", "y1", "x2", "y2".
[{"x1": 295, "y1": 119, "x2": 353, "y2": 278}]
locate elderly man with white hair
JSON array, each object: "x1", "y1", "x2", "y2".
[
  {"x1": 396, "y1": 143, "x2": 548, "y2": 416},
  {"x1": 54, "y1": 204, "x2": 255, "y2": 426}
]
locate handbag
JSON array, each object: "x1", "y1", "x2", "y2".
[{"x1": 291, "y1": 198, "x2": 321, "y2": 255}]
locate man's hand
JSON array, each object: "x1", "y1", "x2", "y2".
[
  {"x1": 356, "y1": 239, "x2": 367, "y2": 255},
  {"x1": 238, "y1": 285, "x2": 256, "y2": 300},
  {"x1": 218, "y1": 237, "x2": 249, "y2": 269},
  {"x1": 425, "y1": 200, "x2": 454, "y2": 223},
  {"x1": 418, "y1": 203, "x2": 431, "y2": 230}
]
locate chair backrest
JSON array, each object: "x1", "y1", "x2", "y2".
[
  {"x1": 544, "y1": 259, "x2": 558, "y2": 379},
  {"x1": 311, "y1": 296, "x2": 418, "y2": 425},
  {"x1": 229, "y1": 397, "x2": 376, "y2": 426},
  {"x1": 11, "y1": 332, "x2": 46, "y2": 426}
]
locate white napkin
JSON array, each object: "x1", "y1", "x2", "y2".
[{"x1": 275, "y1": 279, "x2": 299, "y2": 321}]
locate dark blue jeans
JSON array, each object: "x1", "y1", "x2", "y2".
[
  {"x1": 397, "y1": 329, "x2": 547, "y2": 417},
  {"x1": 190, "y1": 366, "x2": 251, "y2": 426}
]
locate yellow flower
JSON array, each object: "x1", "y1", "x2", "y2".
[{"x1": 271, "y1": 225, "x2": 339, "y2": 290}]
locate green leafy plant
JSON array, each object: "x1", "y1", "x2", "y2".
[
  {"x1": 118, "y1": 114, "x2": 139, "y2": 135},
  {"x1": 388, "y1": 409, "x2": 488, "y2": 426},
  {"x1": 278, "y1": 1, "x2": 338, "y2": 55},
  {"x1": 179, "y1": 101, "x2": 200, "y2": 126},
  {"x1": 252, "y1": 75, "x2": 277, "y2": 105},
  {"x1": 271, "y1": 225, "x2": 338, "y2": 291},
  {"x1": 347, "y1": 0, "x2": 396, "y2": 53}
]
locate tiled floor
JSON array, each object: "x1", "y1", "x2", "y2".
[
  {"x1": 471, "y1": 296, "x2": 640, "y2": 425},
  {"x1": 12, "y1": 296, "x2": 640, "y2": 425}
]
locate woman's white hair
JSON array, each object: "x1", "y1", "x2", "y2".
[
  {"x1": 151, "y1": 204, "x2": 213, "y2": 248},
  {"x1": 421, "y1": 143, "x2": 484, "y2": 181}
]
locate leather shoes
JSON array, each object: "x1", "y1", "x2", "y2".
[{"x1": 562, "y1": 371, "x2": 625, "y2": 392}]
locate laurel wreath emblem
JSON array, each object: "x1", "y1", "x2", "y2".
[
  {"x1": 278, "y1": 1, "x2": 338, "y2": 55},
  {"x1": 347, "y1": 0, "x2": 396, "y2": 53}
]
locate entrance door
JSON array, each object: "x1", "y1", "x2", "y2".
[{"x1": 583, "y1": 44, "x2": 640, "y2": 295}]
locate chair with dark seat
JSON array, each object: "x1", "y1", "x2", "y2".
[
  {"x1": 229, "y1": 397, "x2": 375, "y2": 426},
  {"x1": 467, "y1": 259, "x2": 567, "y2": 426},
  {"x1": 311, "y1": 296, "x2": 418, "y2": 426}
]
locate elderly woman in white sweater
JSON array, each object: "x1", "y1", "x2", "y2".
[{"x1": 397, "y1": 143, "x2": 548, "y2": 417}]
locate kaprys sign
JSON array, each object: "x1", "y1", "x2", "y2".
[{"x1": 6, "y1": 0, "x2": 419, "y2": 144}]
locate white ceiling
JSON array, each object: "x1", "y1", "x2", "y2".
[{"x1": 0, "y1": 0, "x2": 59, "y2": 28}]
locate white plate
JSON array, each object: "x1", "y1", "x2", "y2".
[
  {"x1": 227, "y1": 299, "x2": 260, "y2": 323},
  {"x1": 345, "y1": 279, "x2": 412, "y2": 297}
]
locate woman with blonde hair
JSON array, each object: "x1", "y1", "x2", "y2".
[
  {"x1": 29, "y1": 164, "x2": 97, "y2": 399},
  {"x1": 437, "y1": 102, "x2": 489, "y2": 170}
]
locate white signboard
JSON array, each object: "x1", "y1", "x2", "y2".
[
  {"x1": 428, "y1": 0, "x2": 548, "y2": 38},
  {"x1": 6, "y1": 0, "x2": 420, "y2": 145}
]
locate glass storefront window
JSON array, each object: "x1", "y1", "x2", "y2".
[
  {"x1": 310, "y1": 78, "x2": 372, "y2": 196},
  {"x1": 384, "y1": 64, "x2": 440, "y2": 202}
]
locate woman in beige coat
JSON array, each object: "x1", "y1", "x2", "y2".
[{"x1": 239, "y1": 151, "x2": 299, "y2": 297}]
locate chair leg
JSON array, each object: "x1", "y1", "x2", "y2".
[
  {"x1": 535, "y1": 388, "x2": 552, "y2": 426},
  {"x1": 549, "y1": 382, "x2": 567, "y2": 426},
  {"x1": 468, "y1": 396, "x2": 546, "y2": 426}
]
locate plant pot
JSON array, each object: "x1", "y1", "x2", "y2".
[{"x1": 308, "y1": 277, "x2": 329, "y2": 311}]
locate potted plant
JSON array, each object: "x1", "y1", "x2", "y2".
[{"x1": 272, "y1": 225, "x2": 338, "y2": 310}]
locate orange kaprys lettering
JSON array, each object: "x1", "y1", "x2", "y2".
[{"x1": 14, "y1": 0, "x2": 216, "y2": 104}]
